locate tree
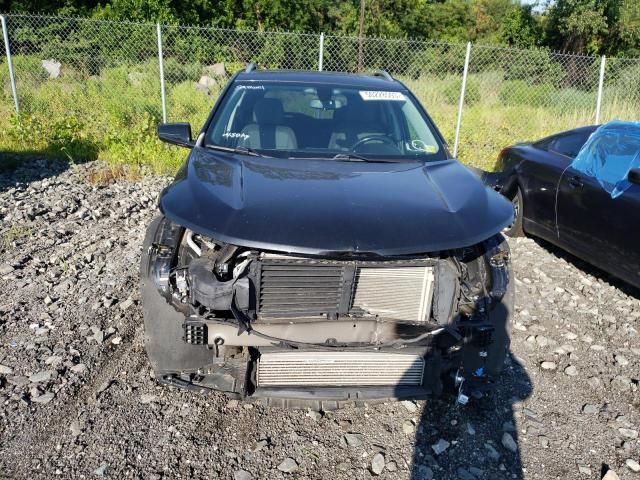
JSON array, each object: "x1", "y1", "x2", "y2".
[
  {"x1": 231, "y1": 0, "x2": 325, "y2": 31},
  {"x1": 545, "y1": 0, "x2": 640, "y2": 56},
  {"x1": 92, "y1": 0, "x2": 178, "y2": 23},
  {"x1": 470, "y1": 0, "x2": 513, "y2": 42},
  {"x1": 601, "y1": 0, "x2": 640, "y2": 57},
  {"x1": 2, "y1": 0, "x2": 637, "y2": 57},
  {"x1": 500, "y1": 4, "x2": 543, "y2": 48},
  {"x1": 544, "y1": 0, "x2": 609, "y2": 54}
]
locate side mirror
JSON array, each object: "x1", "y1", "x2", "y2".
[
  {"x1": 629, "y1": 168, "x2": 640, "y2": 185},
  {"x1": 158, "y1": 123, "x2": 194, "y2": 148}
]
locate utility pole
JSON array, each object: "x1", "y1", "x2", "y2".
[{"x1": 358, "y1": 0, "x2": 365, "y2": 71}]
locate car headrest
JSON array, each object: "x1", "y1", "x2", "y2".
[{"x1": 254, "y1": 98, "x2": 284, "y2": 124}]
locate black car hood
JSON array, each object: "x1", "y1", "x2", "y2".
[{"x1": 159, "y1": 148, "x2": 513, "y2": 256}]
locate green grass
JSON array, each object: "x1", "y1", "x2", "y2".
[
  {"x1": 0, "y1": 57, "x2": 216, "y2": 176},
  {"x1": 0, "y1": 58, "x2": 636, "y2": 175}
]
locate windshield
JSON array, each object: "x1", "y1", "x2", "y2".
[{"x1": 205, "y1": 81, "x2": 446, "y2": 161}]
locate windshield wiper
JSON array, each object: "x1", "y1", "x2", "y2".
[
  {"x1": 332, "y1": 153, "x2": 403, "y2": 163},
  {"x1": 205, "y1": 144, "x2": 268, "y2": 157}
]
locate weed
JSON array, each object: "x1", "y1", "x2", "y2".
[
  {"x1": 2, "y1": 225, "x2": 34, "y2": 250},
  {"x1": 86, "y1": 163, "x2": 143, "y2": 185}
]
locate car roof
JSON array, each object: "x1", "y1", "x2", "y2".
[
  {"x1": 234, "y1": 70, "x2": 407, "y2": 91},
  {"x1": 540, "y1": 125, "x2": 599, "y2": 141},
  {"x1": 556, "y1": 125, "x2": 599, "y2": 136}
]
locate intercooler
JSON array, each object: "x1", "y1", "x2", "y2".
[
  {"x1": 256, "y1": 352, "x2": 425, "y2": 386},
  {"x1": 256, "y1": 257, "x2": 435, "y2": 322}
]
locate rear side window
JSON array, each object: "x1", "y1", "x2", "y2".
[
  {"x1": 533, "y1": 130, "x2": 595, "y2": 158},
  {"x1": 532, "y1": 137, "x2": 553, "y2": 151},
  {"x1": 548, "y1": 132, "x2": 592, "y2": 158}
]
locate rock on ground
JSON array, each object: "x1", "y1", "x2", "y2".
[
  {"x1": 371, "y1": 453, "x2": 385, "y2": 475},
  {"x1": 277, "y1": 457, "x2": 298, "y2": 473}
]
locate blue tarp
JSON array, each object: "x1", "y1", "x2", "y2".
[{"x1": 571, "y1": 120, "x2": 640, "y2": 199}]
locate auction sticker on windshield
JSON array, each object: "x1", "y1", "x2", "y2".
[{"x1": 359, "y1": 91, "x2": 406, "y2": 101}]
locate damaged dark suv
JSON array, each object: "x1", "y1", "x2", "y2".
[{"x1": 140, "y1": 66, "x2": 514, "y2": 408}]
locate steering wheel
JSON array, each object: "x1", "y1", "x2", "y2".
[{"x1": 351, "y1": 135, "x2": 398, "y2": 152}]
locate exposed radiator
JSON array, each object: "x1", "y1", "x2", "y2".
[
  {"x1": 258, "y1": 262, "x2": 345, "y2": 317},
  {"x1": 256, "y1": 258, "x2": 435, "y2": 321},
  {"x1": 256, "y1": 352, "x2": 425, "y2": 386},
  {"x1": 352, "y1": 266, "x2": 434, "y2": 322}
]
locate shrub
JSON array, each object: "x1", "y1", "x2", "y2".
[
  {"x1": 611, "y1": 62, "x2": 640, "y2": 102},
  {"x1": 499, "y1": 80, "x2": 556, "y2": 107},
  {"x1": 5, "y1": 114, "x2": 43, "y2": 147},
  {"x1": 168, "y1": 81, "x2": 214, "y2": 127},
  {"x1": 163, "y1": 58, "x2": 203, "y2": 84},
  {"x1": 0, "y1": 55, "x2": 48, "y2": 91},
  {"x1": 406, "y1": 45, "x2": 466, "y2": 80},
  {"x1": 502, "y1": 49, "x2": 563, "y2": 86},
  {"x1": 91, "y1": 64, "x2": 162, "y2": 126},
  {"x1": 226, "y1": 62, "x2": 246, "y2": 74},
  {"x1": 443, "y1": 77, "x2": 480, "y2": 106},
  {"x1": 549, "y1": 88, "x2": 595, "y2": 112},
  {"x1": 4, "y1": 113, "x2": 99, "y2": 163},
  {"x1": 0, "y1": 59, "x2": 179, "y2": 175},
  {"x1": 48, "y1": 116, "x2": 99, "y2": 162}
]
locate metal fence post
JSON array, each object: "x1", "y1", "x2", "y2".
[
  {"x1": 318, "y1": 32, "x2": 324, "y2": 71},
  {"x1": 595, "y1": 55, "x2": 606, "y2": 124},
  {"x1": 156, "y1": 23, "x2": 167, "y2": 123},
  {"x1": 1, "y1": 15, "x2": 19, "y2": 114},
  {"x1": 453, "y1": 42, "x2": 471, "y2": 158}
]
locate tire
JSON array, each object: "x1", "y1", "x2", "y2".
[{"x1": 503, "y1": 187, "x2": 524, "y2": 237}]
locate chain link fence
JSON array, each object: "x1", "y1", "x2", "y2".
[{"x1": 1, "y1": 13, "x2": 639, "y2": 169}]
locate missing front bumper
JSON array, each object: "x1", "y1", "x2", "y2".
[{"x1": 156, "y1": 346, "x2": 445, "y2": 405}]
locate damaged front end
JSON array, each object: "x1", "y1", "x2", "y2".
[{"x1": 140, "y1": 215, "x2": 513, "y2": 408}]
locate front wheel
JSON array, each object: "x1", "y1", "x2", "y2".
[{"x1": 503, "y1": 188, "x2": 524, "y2": 237}]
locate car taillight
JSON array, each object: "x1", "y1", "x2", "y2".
[{"x1": 496, "y1": 147, "x2": 508, "y2": 172}]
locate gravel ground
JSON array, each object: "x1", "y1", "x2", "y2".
[{"x1": 0, "y1": 159, "x2": 639, "y2": 480}]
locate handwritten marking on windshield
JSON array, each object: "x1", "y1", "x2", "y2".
[{"x1": 222, "y1": 132, "x2": 250, "y2": 141}]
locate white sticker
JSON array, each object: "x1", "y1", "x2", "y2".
[
  {"x1": 359, "y1": 90, "x2": 406, "y2": 101},
  {"x1": 237, "y1": 85, "x2": 264, "y2": 90}
]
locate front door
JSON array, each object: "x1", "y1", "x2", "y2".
[
  {"x1": 557, "y1": 168, "x2": 640, "y2": 287},
  {"x1": 523, "y1": 128, "x2": 595, "y2": 237}
]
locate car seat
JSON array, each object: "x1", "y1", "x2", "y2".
[
  {"x1": 239, "y1": 98, "x2": 298, "y2": 150},
  {"x1": 328, "y1": 100, "x2": 387, "y2": 150}
]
